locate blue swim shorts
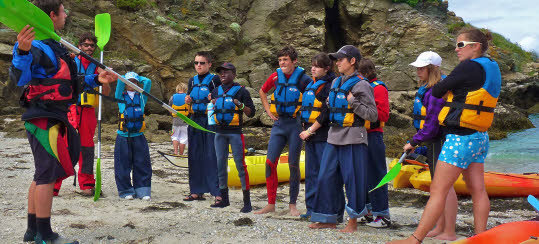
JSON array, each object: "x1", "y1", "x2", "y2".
[{"x1": 438, "y1": 132, "x2": 489, "y2": 169}]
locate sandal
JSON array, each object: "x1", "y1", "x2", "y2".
[{"x1": 183, "y1": 194, "x2": 205, "y2": 201}]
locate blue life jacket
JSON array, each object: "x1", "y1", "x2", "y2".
[
  {"x1": 413, "y1": 75, "x2": 446, "y2": 130},
  {"x1": 300, "y1": 79, "x2": 328, "y2": 123},
  {"x1": 74, "y1": 56, "x2": 99, "y2": 106},
  {"x1": 270, "y1": 67, "x2": 304, "y2": 118},
  {"x1": 213, "y1": 85, "x2": 242, "y2": 126},
  {"x1": 328, "y1": 76, "x2": 364, "y2": 127},
  {"x1": 171, "y1": 93, "x2": 190, "y2": 117},
  {"x1": 118, "y1": 91, "x2": 145, "y2": 133},
  {"x1": 74, "y1": 56, "x2": 97, "y2": 76},
  {"x1": 189, "y1": 74, "x2": 215, "y2": 114}
]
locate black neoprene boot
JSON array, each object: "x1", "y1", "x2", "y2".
[
  {"x1": 210, "y1": 188, "x2": 230, "y2": 208},
  {"x1": 240, "y1": 189, "x2": 252, "y2": 213}
]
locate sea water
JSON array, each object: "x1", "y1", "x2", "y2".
[{"x1": 485, "y1": 114, "x2": 539, "y2": 173}]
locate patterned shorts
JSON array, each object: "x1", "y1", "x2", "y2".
[{"x1": 438, "y1": 132, "x2": 489, "y2": 169}]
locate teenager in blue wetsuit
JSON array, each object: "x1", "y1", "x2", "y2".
[
  {"x1": 390, "y1": 28, "x2": 501, "y2": 244},
  {"x1": 255, "y1": 46, "x2": 313, "y2": 216},
  {"x1": 308, "y1": 45, "x2": 378, "y2": 233},
  {"x1": 184, "y1": 51, "x2": 221, "y2": 201},
  {"x1": 405, "y1": 51, "x2": 458, "y2": 241},
  {"x1": 209, "y1": 63, "x2": 256, "y2": 212},
  {"x1": 10, "y1": 1, "x2": 117, "y2": 242},
  {"x1": 298, "y1": 53, "x2": 337, "y2": 219},
  {"x1": 114, "y1": 72, "x2": 152, "y2": 201}
]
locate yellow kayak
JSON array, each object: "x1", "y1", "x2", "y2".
[
  {"x1": 388, "y1": 158, "x2": 428, "y2": 189},
  {"x1": 227, "y1": 152, "x2": 306, "y2": 187}
]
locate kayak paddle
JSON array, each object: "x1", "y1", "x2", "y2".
[
  {"x1": 93, "y1": 13, "x2": 111, "y2": 202},
  {"x1": 369, "y1": 151, "x2": 409, "y2": 193},
  {"x1": 0, "y1": 0, "x2": 213, "y2": 134}
]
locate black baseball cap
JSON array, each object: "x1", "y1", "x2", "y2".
[
  {"x1": 329, "y1": 45, "x2": 362, "y2": 61},
  {"x1": 216, "y1": 62, "x2": 236, "y2": 73}
]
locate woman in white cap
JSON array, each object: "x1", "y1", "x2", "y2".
[{"x1": 405, "y1": 51, "x2": 458, "y2": 241}]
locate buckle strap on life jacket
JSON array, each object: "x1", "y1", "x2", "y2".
[
  {"x1": 412, "y1": 114, "x2": 426, "y2": 120},
  {"x1": 445, "y1": 101, "x2": 494, "y2": 114}
]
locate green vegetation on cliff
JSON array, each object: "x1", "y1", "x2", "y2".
[{"x1": 392, "y1": 0, "x2": 442, "y2": 7}]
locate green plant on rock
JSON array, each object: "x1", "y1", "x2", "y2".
[
  {"x1": 116, "y1": 0, "x2": 148, "y2": 11},
  {"x1": 392, "y1": 0, "x2": 441, "y2": 7},
  {"x1": 491, "y1": 32, "x2": 533, "y2": 72}
]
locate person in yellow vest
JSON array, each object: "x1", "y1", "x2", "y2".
[
  {"x1": 169, "y1": 83, "x2": 189, "y2": 155},
  {"x1": 53, "y1": 32, "x2": 111, "y2": 196},
  {"x1": 389, "y1": 27, "x2": 501, "y2": 244}
]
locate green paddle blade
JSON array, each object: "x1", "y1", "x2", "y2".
[
  {"x1": 175, "y1": 112, "x2": 215, "y2": 133},
  {"x1": 94, "y1": 13, "x2": 111, "y2": 51},
  {"x1": 369, "y1": 152, "x2": 408, "y2": 193},
  {"x1": 93, "y1": 158, "x2": 102, "y2": 201},
  {"x1": 0, "y1": 0, "x2": 60, "y2": 41}
]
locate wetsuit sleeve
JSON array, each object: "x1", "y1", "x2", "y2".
[
  {"x1": 432, "y1": 60, "x2": 485, "y2": 98},
  {"x1": 169, "y1": 96, "x2": 173, "y2": 106},
  {"x1": 239, "y1": 87, "x2": 256, "y2": 118},
  {"x1": 260, "y1": 72, "x2": 278, "y2": 93},
  {"x1": 10, "y1": 43, "x2": 36, "y2": 86},
  {"x1": 373, "y1": 85, "x2": 389, "y2": 122},
  {"x1": 411, "y1": 90, "x2": 445, "y2": 145},
  {"x1": 350, "y1": 80, "x2": 378, "y2": 122},
  {"x1": 298, "y1": 74, "x2": 313, "y2": 93},
  {"x1": 210, "y1": 75, "x2": 222, "y2": 92},
  {"x1": 211, "y1": 87, "x2": 218, "y2": 100},
  {"x1": 84, "y1": 74, "x2": 99, "y2": 88},
  {"x1": 187, "y1": 77, "x2": 194, "y2": 94}
]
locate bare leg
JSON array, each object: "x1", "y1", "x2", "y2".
[
  {"x1": 339, "y1": 218, "x2": 358, "y2": 233},
  {"x1": 254, "y1": 204, "x2": 275, "y2": 214},
  {"x1": 179, "y1": 143, "x2": 186, "y2": 155},
  {"x1": 388, "y1": 161, "x2": 463, "y2": 244},
  {"x1": 462, "y1": 163, "x2": 489, "y2": 234},
  {"x1": 28, "y1": 181, "x2": 37, "y2": 214},
  {"x1": 308, "y1": 223, "x2": 337, "y2": 229},
  {"x1": 426, "y1": 215, "x2": 445, "y2": 237},
  {"x1": 35, "y1": 182, "x2": 54, "y2": 218},
  {"x1": 289, "y1": 203, "x2": 300, "y2": 216},
  {"x1": 435, "y1": 187, "x2": 458, "y2": 241},
  {"x1": 173, "y1": 140, "x2": 179, "y2": 155}
]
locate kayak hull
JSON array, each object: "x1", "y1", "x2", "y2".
[{"x1": 452, "y1": 221, "x2": 539, "y2": 244}]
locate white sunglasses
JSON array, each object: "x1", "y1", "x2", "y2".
[{"x1": 456, "y1": 41, "x2": 479, "y2": 49}]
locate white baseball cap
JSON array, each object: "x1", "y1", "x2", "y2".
[
  {"x1": 125, "y1": 71, "x2": 139, "y2": 81},
  {"x1": 410, "y1": 51, "x2": 442, "y2": 67}
]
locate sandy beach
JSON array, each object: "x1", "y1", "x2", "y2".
[{"x1": 0, "y1": 128, "x2": 536, "y2": 243}]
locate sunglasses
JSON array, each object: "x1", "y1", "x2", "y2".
[
  {"x1": 456, "y1": 41, "x2": 479, "y2": 49},
  {"x1": 81, "y1": 43, "x2": 96, "y2": 48},
  {"x1": 193, "y1": 61, "x2": 207, "y2": 65}
]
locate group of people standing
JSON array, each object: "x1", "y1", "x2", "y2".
[{"x1": 10, "y1": 0, "x2": 501, "y2": 243}]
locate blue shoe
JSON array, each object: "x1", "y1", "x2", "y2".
[{"x1": 35, "y1": 232, "x2": 79, "y2": 244}]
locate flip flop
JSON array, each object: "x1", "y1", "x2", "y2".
[{"x1": 183, "y1": 194, "x2": 205, "y2": 201}]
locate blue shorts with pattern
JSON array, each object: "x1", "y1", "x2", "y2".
[{"x1": 438, "y1": 132, "x2": 489, "y2": 169}]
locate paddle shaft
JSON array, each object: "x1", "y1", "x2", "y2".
[
  {"x1": 59, "y1": 39, "x2": 179, "y2": 116},
  {"x1": 97, "y1": 51, "x2": 103, "y2": 159}
]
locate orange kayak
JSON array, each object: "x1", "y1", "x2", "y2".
[
  {"x1": 409, "y1": 170, "x2": 539, "y2": 197},
  {"x1": 453, "y1": 221, "x2": 539, "y2": 244}
]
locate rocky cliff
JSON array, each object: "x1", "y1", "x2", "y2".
[{"x1": 0, "y1": 0, "x2": 537, "y2": 156}]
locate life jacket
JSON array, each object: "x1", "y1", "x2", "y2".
[
  {"x1": 189, "y1": 74, "x2": 215, "y2": 114},
  {"x1": 74, "y1": 56, "x2": 99, "y2": 107},
  {"x1": 300, "y1": 79, "x2": 328, "y2": 123},
  {"x1": 412, "y1": 75, "x2": 447, "y2": 130},
  {"x1": 270, "y1": 67, "x2": 304, "y2": 118},
  {"x1": 19, "y1": 40, "x2": 79, "y2": 110},
  {"x1": 118, "y1": 91, "x2": 146, "y2": 133},
  {"x1": 365, "y1": 80, "x2": 388, "y2": 130},
  {"x1": 438, "y1": 57, "x2": 501, "y2": 132},
  {"x1": 171, "y1": 93, "x2": 190, "y2": 117},
  {"x1": 328, "y1": 76, "x2": 365, "y2": 127},
  {"x1": 213, "y1": 85, "x2": 242, "y2": 126}
]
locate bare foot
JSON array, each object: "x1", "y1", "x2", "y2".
[
  {"x1": 308, "y1": 223, "x2": 337, "y2": 229},
  {"x1": 339, "y1": 218, "x2": 357, "y2": 233},
  {"x1": 387, "y1": 236, "x2": 421, "y2": 244},
  {"x1": 288, "y1": 204, "x2": 300, "y2": 216},
  {"x1": 434, "y1": 233, "x2": 457, "y2": 241},
  {"x1": 254, "y1": 204, "x2": 275, "y2": 214},
  {"x1": 426, "y1": 228, "x2": 442, "y2": 237}
]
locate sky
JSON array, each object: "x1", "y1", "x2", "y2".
[{"x1": 447, "y1": 0, "x2": 538, "y2": 53}]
